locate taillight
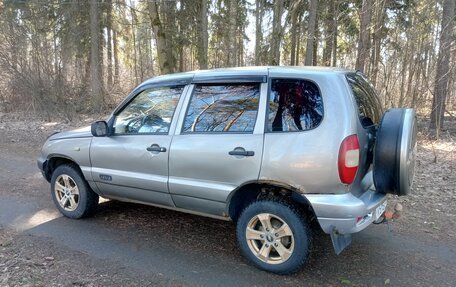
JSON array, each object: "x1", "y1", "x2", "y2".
[{"x1": 338, "y1": 135, "x2": 360, "y2": 184}]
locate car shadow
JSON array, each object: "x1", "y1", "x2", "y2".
[
  {"x1": 24, "y1": 199, "x2": 455, "y2": 286},
  {"x1": 88, "y1": 200, "x2": 404, "y2": 285}
]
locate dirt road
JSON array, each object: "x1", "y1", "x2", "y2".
[{"x1": 0, "y1": 116, "x2": 455, "y2": 286}]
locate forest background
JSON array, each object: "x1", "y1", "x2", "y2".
[{"x1": 0, "y1": 0, "x2": 454, "y2": 134}]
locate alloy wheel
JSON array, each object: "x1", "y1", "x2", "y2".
[{"x1": 245, "y1": 213, "x2": 295, "y2": 264}]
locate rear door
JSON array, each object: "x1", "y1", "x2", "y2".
[
  {"x1": 346, "y1": 73, "x2": 384, "y2": 193},
  {"x1": 169, "y1": 78, "x2": 267, "y2": 216}
]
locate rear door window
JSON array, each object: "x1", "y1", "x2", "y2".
[
  {"x1": 183, "y1": 83, "x2": 260, "y2": 133},
  {"x1": 346, "y1": 73, "x2": 383, "y2": 125},
  {"x1": 268, "y1": 79, "x2": 323, "y2": 132}
]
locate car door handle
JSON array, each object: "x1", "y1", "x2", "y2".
[
  {"x1": 229, "y1": 148, "x2": 254, "y2": 157},
  {"x1": 146, "y1": 144, "x2": 167, "y2": 153}
]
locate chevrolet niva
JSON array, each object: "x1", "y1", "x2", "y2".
[{"x1": 38, "y1": 67, "x2": 416, "y2": 274}]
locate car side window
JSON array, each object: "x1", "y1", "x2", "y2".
[
  {"x1": 114, "y1": 86, "x2": 184, "y2": 134},
  {"x1": 182, "y1": 84, "x2": 260, "y2": 133},
  {"x1": 346, "y1": 73, "x2": 383, "y2": 126},
  {"x1": 268, "y1": 79, "x2": 323, "y2": 132}
]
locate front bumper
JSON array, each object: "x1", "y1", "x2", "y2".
[
  {"x1": 305, "y1": 188, "x2": 387, "y2": 235},
  {"x1": 37, "y1": 155, "x2": 49, "y2": 181}
]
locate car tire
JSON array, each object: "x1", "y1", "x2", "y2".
[
  {"x1": 373, "y1": 108, "x2": 417, "y2": 196},
  {"x1": 50, "y1": 164, "x2": 99, "y2": 219},
  {"x1": 236, "y1": 199, "x2": 311, "y2": 275}
]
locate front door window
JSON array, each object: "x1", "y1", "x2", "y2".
[{"x1": 114, "y1": 86, "x2": 184, "y2": 134}]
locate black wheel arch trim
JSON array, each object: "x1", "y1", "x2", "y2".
[
  {"x1": 43, "y1": 153, "x2": 82, "y2": 180},
  {"x1": 225, "y1": 180, "x2": 317, "y2": 220}
]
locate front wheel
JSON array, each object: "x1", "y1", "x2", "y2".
[
  {"x1": 50, "y1": 164, "x2": 99, "y2": 219},
  {"x1": 236, "y1": 200, "x2": 311, "y2": 274}
]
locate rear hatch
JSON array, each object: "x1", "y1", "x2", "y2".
[{"x1": 345, "y1": 73, "x2": 383, "y2": 196}]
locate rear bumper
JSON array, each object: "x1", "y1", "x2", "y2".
[{"x1": 305, "y1": 188, "x2": 387, "y2": 235}]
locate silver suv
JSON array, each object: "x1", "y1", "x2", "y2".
[{"x1": 37, "y1": 67, "x2": 417, "y2": 274}]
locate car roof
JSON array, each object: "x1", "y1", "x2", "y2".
[{"x1": 140, "y1": 66, "x2": 355, "y2": 86}]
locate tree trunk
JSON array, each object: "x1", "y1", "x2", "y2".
[
  {"x1": 238, "y1": 33, "x2": 244, "y2": 66},
  {"x1": 196, "y1": 0, "x2": 209, "y2": 70},
  {"x1": 398, "y1": 52, "x2": 408, "y2": 107},
  {"x1": 7, "y1": 10, "x2": 18, "y2": 72},
  {"x1": 130, "y1": 1, "x2": 138, "y2": 83},
  {"x1": 370, "y1": 0, "x2": 386, "y2": 86},
  {"x1": 197, "y1": 0, "x2": 208, "y2": 69},
  {"x1": 356, "y1": 0, "x2": 373, "y2": 72},
  {"x1": 312, "y1": 14, "x2": 319, "y2": 66},
  {"x1": 137, "y1": 28, "x2": 144, "y2": 80},
  {"x1": 179, "y1": 44, "x2": 184, "y2": 72},
  {"x1": 305, "y1": 0, "x2": 318, "y2": 66},
  {"x1": 269, "y1": 0, "x2": 284, "y2": 65},
  {"x1": 430, "y1": 0, "x2": 455, "y2": 132},
  {"x1": 227, "y1": 0, "x2": 238, "y2": 67},
  {"x1": 113, "y1": 29, "x2": 119, "y2": 82},
  {"x1": 254, "y1": 0, "x2": 263, "y2": 65},
  {"x1": 90, "y1": 0, "x2": 103, "y2": 112},
  {"x1": 164, "y1": 0, "x2": 176, "y2": 72},
  {"x1": 323, "y1": 0, "x2": 336, "y2": 66},
  {"x1": 53, "y1": 27, "x2": 59, "y2": 77},
  {"x1": 296, "y1": 15, "x2": 304, "y2": 64},
  {"x1": 148, "y1": 1, "x2": 174, "y2": 74},
  {"x1": 289, "y1": 1, "x2": 301, "y2": 66},
  {"x1": 106, "y1": 0, "x2": 113, "y2": 87},
  {"x1": 332, "y1": 1, "x2": 338, "y2": 67}
]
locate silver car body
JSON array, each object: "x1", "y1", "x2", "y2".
[{"x1": 38, "y1": 67, "x2": 387, "y2": 242}]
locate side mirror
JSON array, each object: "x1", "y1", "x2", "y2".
[{"x1": 91, "y1": 121, "x2": 109, "y2": 137}]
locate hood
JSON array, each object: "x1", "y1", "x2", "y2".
[{"x1": 49, "y1": 126, "x2": 92, "y2": 140}]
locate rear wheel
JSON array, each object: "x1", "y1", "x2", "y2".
[
  {"x1": 374, "y1": 108, "x2": 417, "y2": 196},
  {"x1": 236, "y1": 200, "x2": 311, "y2": 274},
  {"x1": 51, "y1": 164, "x2": 99, "y2": 218}
]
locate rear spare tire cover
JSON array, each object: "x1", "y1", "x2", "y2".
[{"x1": 373, "y1": 108, "x2": 417, "y2": 196}]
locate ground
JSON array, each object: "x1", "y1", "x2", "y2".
[{"x1": 0, "y1": 112, "x2": 455, "y2": 286}]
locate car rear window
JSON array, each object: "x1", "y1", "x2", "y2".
[
  {"x1": 346, "y1": 73, "x2": 383, "y2": 125},
  {"x1": 268, "y1": 79, "x2": 323, "y2": 132}
]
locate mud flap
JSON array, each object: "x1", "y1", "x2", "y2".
[{"x1": 330, "y1": 226, "x2": 352, "y2": 255}]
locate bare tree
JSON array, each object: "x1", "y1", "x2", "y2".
[
  {"x1": 322, "y1": 0, "x2": 337, "y2": 66},
  {"x1": 305, "y1": 0, "x2": 318, "y2": 66},
  {"x1": 430, "y1": 0, "x2": 455, "y2": 133},
  {"x1": 0, "y1": 0, "x2": 453, "y2": 122},
  {"x1": 106, "y1": 0, "x2": 113, "y2": 87},
  {"x1": 356, "y1": 0, "x2": 373, "y2": 72},
  {"x1": 289, "y1": 1, "x2": 303, "y2": 66},
  {"x1": 90, "y1": 0, "x2": 103, "y2": 112},
  {"x1": 227, "y1": 0, "x2": 238, "y2": 67},
  {"x1": 254, "y1": 0, "x2": 264, "y2": 65},
  {"x1": 196, "y1": 0, "x2": 208, "y2": 69},
  {"x1": 269, "y1": 0, "x2": 284, "y2": 65},
  {"x1": 369, "y1": 0, "x2": 386, "y2": 86},
  {"x1": 148, "y1": 1, "x2": 175, "y2": 74}
]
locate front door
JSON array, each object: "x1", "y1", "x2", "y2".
[
  {"x1": 169, "y1": 82, "x2": 266, "y2": 216},
  {"x1": 90, "y1": 85, "x2": 186, "y2": 206}
]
